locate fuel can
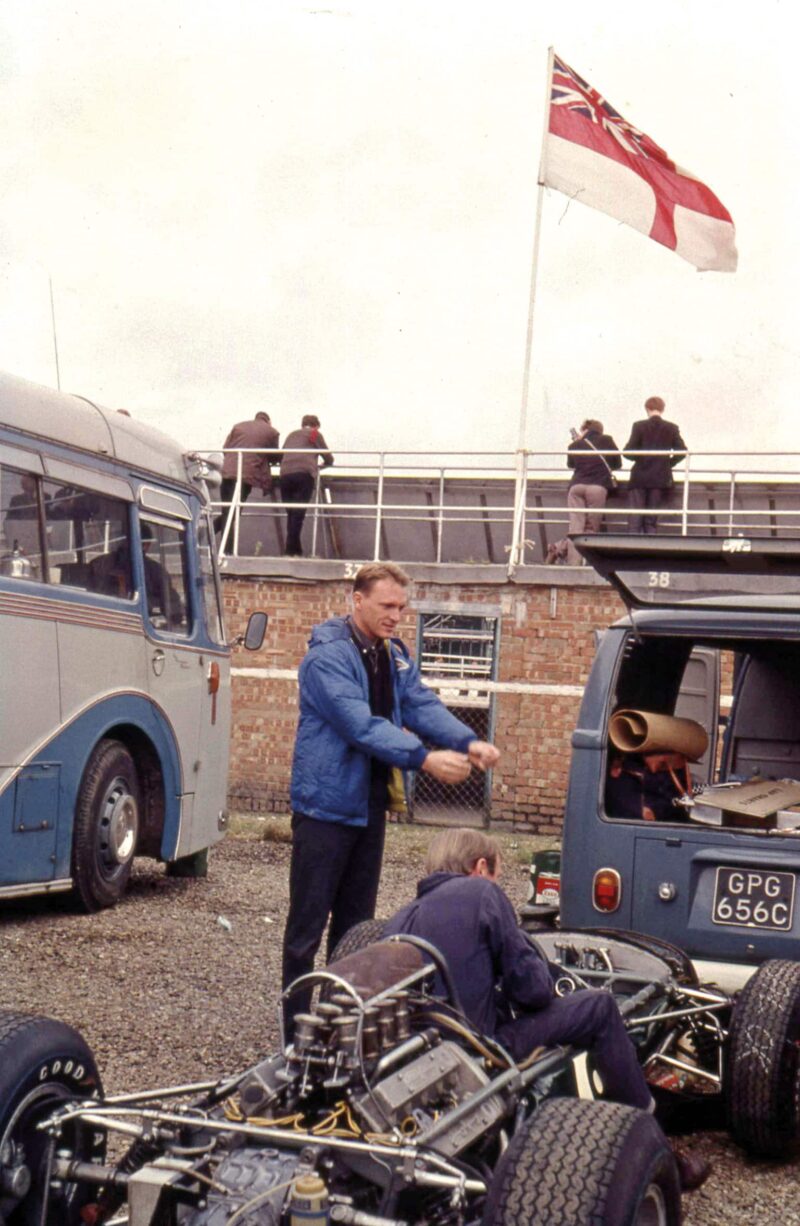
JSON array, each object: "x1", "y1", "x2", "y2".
[{"x1": 289, "y1": 1174, "x2": 329, "y2": 1226}]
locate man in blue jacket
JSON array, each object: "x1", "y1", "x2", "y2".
[
  {"x1": 384, "y1": 827, "x2": 652, "y2": 1110},
  {"x1": 282, "y1": 563, "x2": 500, "y2": 1029}
]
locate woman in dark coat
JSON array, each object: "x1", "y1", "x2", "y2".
[{"x1": 565, "y1": 418, "x2": 622, "y2": 565}]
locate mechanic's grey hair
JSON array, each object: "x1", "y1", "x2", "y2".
[
  {"x1": 425, "y1": 828, "x2": 500, "y2": 877},
  {"x1": 352, "y1": 562, "x2": 411, "y2": 595}
]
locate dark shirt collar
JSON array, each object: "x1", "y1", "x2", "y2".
[{"x1": 347, "y1": 615, "x2": 381, "y2": 651}]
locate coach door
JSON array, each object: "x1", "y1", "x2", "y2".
[{"x1": 139, "y1": 507, "x2": 204, "y2": 848}]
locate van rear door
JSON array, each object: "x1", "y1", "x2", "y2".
[{"x1": 574, "y1": 534, "x2": 800, "y2": 611}]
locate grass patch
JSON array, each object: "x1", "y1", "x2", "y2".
[
  {"x1": 227, "y1": 814, "x2": 559, "y2": 865},
  {"x1": 227, "y1": 813, "x2": 293, "y2": 843}
]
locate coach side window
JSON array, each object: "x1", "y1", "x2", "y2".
[
  {"x1": 197, "y1": 517, "x2": 225, "y2": 645},
  {"x1": 140, "y1": 520, "x2": 190, "y2": 635},
  {"x1": 42, "y1": 478, "x2": 133, "y2": 596},
  {"x1": 0, "y1": 467, "x2": 45, "y2": 580}
]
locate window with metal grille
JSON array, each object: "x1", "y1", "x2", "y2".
[{"x1": 410, "y1": 611, "x2": 499, "y2": 824}]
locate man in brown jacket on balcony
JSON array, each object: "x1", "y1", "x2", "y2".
[
  {"x1": 280, "y1": 415, "x2": 334, "y2": 556},
  {"x1": 215, "y1": 412, "x2": 281, "y2": 533}
]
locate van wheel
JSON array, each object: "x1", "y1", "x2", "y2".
[
  {"x1": 727, "y1": 959, "x2": 800, "y2": 1157},
  {"x1": 483, "y1": 1098, "x2": 680, "y2": 1226},
  {"x1": 0, "y1": 1011, "x2": 104, "y2": 1225},
  {"x1": 73, "y1": 739, "x2": 140, "y2": 911}
]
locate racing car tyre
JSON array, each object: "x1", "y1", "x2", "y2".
[
  {"x1": 726, "y1": 958, "x2": 800, "y2": 1158},
  {"x1": 0, "y1": 1010, "x2": 104, "y2": 1225},
  {"x1": 483, "y1": 1098, "x2": 680, "y2": 1226},
  {"x1": 73, "y1": 738, "x2": 141, "y2": 911},
  {"x1": 327, "y1": 919, "x2": 387, "y2": 963}
]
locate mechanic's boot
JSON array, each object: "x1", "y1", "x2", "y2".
[{"x1": 671, "y1": 1143, "x2": 711, "y2": 1192}]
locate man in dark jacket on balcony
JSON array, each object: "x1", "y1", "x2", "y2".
[
  {"x1": 281, "y1": 563, "x2": 500, "y2": 1031},
  {"x1": 623, "y1": 397, "x2": 687, "y2": 534}
]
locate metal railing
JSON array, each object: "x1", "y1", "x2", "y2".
[{"x1": 201, "y1": 447, "x2": 800, "y2": 575}]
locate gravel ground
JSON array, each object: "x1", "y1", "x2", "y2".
[{"x1": 1, "y1": 817, "x2": 798, "y2": 1225}]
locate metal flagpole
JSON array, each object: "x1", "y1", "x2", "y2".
[
  {"x1": 509, "y1": 45, "x2": 555, "y2": 574},
  {"x1": 49, "y1": 275, "x2": 61, "y2": 391}
]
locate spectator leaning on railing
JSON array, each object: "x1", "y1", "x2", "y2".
[
  {"x1": 279, "y1": 414, "x2": 334, "y2": 557},
  {"x1": 623, "y1": 397, "x2": 687, "y2": 535},
  {"x1": 565, "y1": 419, "x2": 622, "y2": 564},
  {"x1": 214, "y1": 412, "x2": 281, "y2": 534}
]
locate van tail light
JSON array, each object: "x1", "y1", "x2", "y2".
[{"x1": 592, "y1": 868, "x2": 622, "y2": 913}]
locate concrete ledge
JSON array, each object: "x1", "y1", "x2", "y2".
[{"x1": 219, "y1": 556, "x2": 610, "y2": 587}]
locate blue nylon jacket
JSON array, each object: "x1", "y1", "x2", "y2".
[
  {"x1": 384, "y1": 872, "x2": 554, "y2": 1037},
  {"x1": 290, "y1": 617, "x2": 475, "y2": 826}
]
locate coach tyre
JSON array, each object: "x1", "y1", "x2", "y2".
[
  {"x1": 72, "y1": 738, "x2": 141, "y2": 911},
  {"x1": 0, "y1": 1011, "x2": 105, "y2": 1225},
  {"x1": 483, "y1": 1098, "x2": 680, "y2": 1226},
  {"x1": 727, "y1": 958, "x2": 800, "y2": 1158}
]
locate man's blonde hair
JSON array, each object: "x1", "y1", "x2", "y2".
[
  {"x1": 425, "y1": 828, "x2": 501, "y2": 876},
  {"x1": 352, "y1": 562, "x2": 411, "y2": 595}
]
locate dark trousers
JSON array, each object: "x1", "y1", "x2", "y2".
[
  {"x1": 281, "y1": 809, "x2": 386, "y2": 1031},
  {"x1": 628, "y1": 486, "x2": 668, "y2": 534},
  {"x1": 497, "y1": 990, "x2": 652, "y2": 1110},
  {"x1": 281, "y1": 471, "x2": 315, "y2": 556},
  {"x1": 214, "y1": 476, "x2": 253, "y2": 533}
]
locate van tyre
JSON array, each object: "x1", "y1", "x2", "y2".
[
  {"x1": 328, "y1": 919, "x2": 387, "y2": 964},
  {"x1": 483, "y1": 1098, "x2": 680, "y2": 1226},
  {"x1": 727, "y1": 958, "x2": 800, "y2": 1157},
  {"x1": 73, "y1": 739, "x2": 140, "y2": 911},
  {"x1": 0, "y1": 1011, "x2": 104, "y2": 1225}
]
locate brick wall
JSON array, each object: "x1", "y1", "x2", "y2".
[{"x1": 223, "y1": 574, "x2": 625, "y2": 834}]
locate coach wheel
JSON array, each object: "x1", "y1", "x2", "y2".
[
  {"x1": 483, "y1": 1097, "x2": 680, "y2": 1226},
  {"x1": 727, "y1": 959, "x2": 800, "y2": 1157},
  {"x1": 0, "y1": 1011, "x2": 105, "y2": 1225},
  {"x1": 327, "y1": 919, "x2": 387, "y2": 964},
  {"x1": 73, "y1": 738, "x2": 141, "y2": 911}
]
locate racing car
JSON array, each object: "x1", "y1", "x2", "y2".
[{"x1": 2, "y1": 922, "x2": 799, "y2": 1226}]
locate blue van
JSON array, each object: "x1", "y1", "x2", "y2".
[{"x1": 542, "y1": 533, "x2": 800, "y2": 987}]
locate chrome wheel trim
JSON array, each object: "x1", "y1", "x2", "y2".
[{"x1": 98, "y1": 777, "x2": 139, "y2": 870}]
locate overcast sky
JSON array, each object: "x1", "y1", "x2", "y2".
[{"x1": 1, "y1": 1, "x2": 796, "y2": 471}]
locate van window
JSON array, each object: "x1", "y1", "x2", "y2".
[
  {"x1": 141, "y1": 519, "x2": 190, "y2": 634},
  {"x1": 604, "y1": 635, "x2": 712, "y2": 824},
  {"x1": 42, "y1": 478, "x2": 132, "y2": 595},
  {"x1": 0, "y1": 467, "x2": 44, "y2": 580}
]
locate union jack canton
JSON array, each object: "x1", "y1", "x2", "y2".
[{"x1": 551, "y1": 54, "x2": 675, "y2": 170}]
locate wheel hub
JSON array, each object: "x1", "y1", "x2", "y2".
[
  {"x1": 637, "y1": 1182, "x2": 668, "y2": 1226},
  {"x1": 99, "y1": 780, "x2": 138, "y2": 868}
]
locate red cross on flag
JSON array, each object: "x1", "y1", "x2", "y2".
[{"x1": 542, "y1": 53, "x2": 737, "y2": 272}]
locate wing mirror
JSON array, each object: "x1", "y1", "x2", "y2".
[{"x1": 231, "y1": 610, "x2": 268, "y2": 650}]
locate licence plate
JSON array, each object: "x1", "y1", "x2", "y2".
[{"x1": 712, "y1": 867, "x2": 795, "y2": 931}]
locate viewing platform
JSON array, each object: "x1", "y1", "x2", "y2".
[{"x1": 203, "y1": 447, "x2": 800, "y2": 579}]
